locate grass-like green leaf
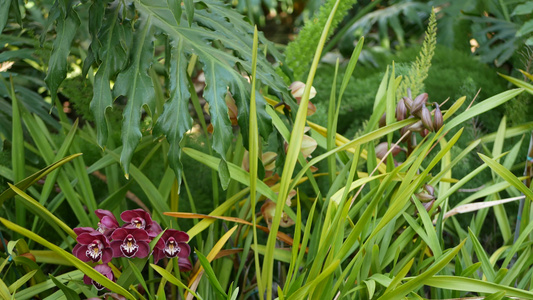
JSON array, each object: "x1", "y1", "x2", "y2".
[
  {"x1": 379, "y1": 239, "x2": 466, "y2": 300},
  {"x1": 196, "y1": 250, "x2": 228, "y2": 297},
  {"x1": 479, "y1": 153, "x2": 533, "y2": 202},
  {"x1": 49, "y1": 274, "x2": 81, "y2": 300},
  {"x1": 422, "y1": 275, "x2": 533, "y2": 298},
  {"x1": 8, "y1": 183, "x2": 75, "y2": 239},
  {"x1": 0, "y1": 153, "x2": 82, "y2": 207},
  {"x1": 468, "y1": 228, "x2": 496, "y2": 281},
  {"x1": 150, "y1": 264, "x2": 201, "y2": 299}
]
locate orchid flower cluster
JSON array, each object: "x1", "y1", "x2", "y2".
[{"x1": 73, "y1": 209, "x2": 191, "y2": 290}]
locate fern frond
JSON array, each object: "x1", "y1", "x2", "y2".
[{"x1": 398, "y1": 8, "x2": 437, "y2": 99}]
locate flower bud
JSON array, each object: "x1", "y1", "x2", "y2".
[
  {"x1": 420, "y1": 128, "x2": 429, "y2": 137},
  {"x1": 415, "y1": 192, "x2": 435, "y2": 202},
  {"x1": 289, "y1": 81, "x2": 317, "y2": 100},
  {"x1": 375, "y1": 142, "x2": 403, "y2": 160},
  {"x1": 403, "y1": 96, "x2": 413, "y2": 111},
  {"x1": 379, "y1": 113, "x2": 387, "y2": 128},
  {"x1": 410, "y1": 93, "x2": 428, "y2": 116},
  {"x1": 420, "y1": 106, "x2": 434, "y2": 132},
  {"x1": 396, "y1": 99, "x2": 407, "y2": 121},
  {"x1": 407, "y1": 120, "x2": 424, "y2": 132},
  {"x1": 424, "y1": 184, "x2": 435, "y2": 196},
  {"x1": 433, "y1": 102, "x2": 443, "y2": 131}
]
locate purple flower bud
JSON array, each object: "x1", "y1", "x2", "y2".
[
  {"x1": 403, "y1": 97, "x2": 413, "y2": 111},
  {"x1": 433, "y1": 102, "x2": 443, "y2": 131},
  {"x1": 420, "y1": 106, "x2": 434, "y2": 132},
  {"x1": 375, "y1": 142, "x2": 403, "y2": 160},
  {"x1": 379, "y1": 113, "x2": 387, "y2": 128},
  {"x1": 410, "y1": 93, "x2": 428, "y2": 116},
  {"x1": 396, "y1": 99, "x2": 407, "y2": 121}
]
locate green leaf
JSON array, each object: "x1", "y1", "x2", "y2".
[
  {"x1": 153, "y1": 39, "x2": 191, "y2": 188},
  {"x1": 150, "y1": 264, "x2": 201, "y2": 299},
  {"x1": 14, "y1": 270, "x2": 83, "y2": 300},
  {"x1": 44, "y1": 10, "x2": 80, "y2": 102},
  {"x1": 478, "y1": 153, "x2": 533, "y2": 202},
  {"x1": 8, "y1": 183, "x2": 76, "y2": 239},
  {"x1": 49, "y1": 274, "x2": 81, "y2": 300},
  {"x1": 443, "y1": 89, "x2": 524, "y2": 131},
  {"x1": 127, "y1": 260, "x2": 154, "y2": 300},
  {"x1": 184, "y1": 0, "x2": 194, "y2": 26},
  {"x1": 134, "y1": 0, "x2": 283, "y2": 162},
  {"x1": 512, "y1": 2, "x2": 533, "y2": 15},
  {"x1": 0, "y1": 0, "x2": 11, "y2": 34},
  {"x1": 113, "y1": 16, "x2": 155, "y2": 177},
  {"x1": 0, "y1": 154, "x2": 82, "y2": 207},
  {"x1": 468, "y1": 228, "x2": 496, "y2": 281},
  {"x1": 517, "y1": 20, "x2": 533, "y2": 37},
  {"x1": 378, "y1": 239, "x2": 466, "y2": 300},
  {"x1": 423, "y1": 276, "x2": 533, "y2": 298},
  {"x1": 90, "y1": 6, "x2": 130, "y2": 147},
  {"x1": 196, "y1": 250, "x2": 228, "y2": 297},
  {"x1": 8, "y1": 270, "x2": 37, "y2": 294}
]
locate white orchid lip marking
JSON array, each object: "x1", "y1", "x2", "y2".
[
  {"x1": 120, "y1": 234, "x2": 139, "y2": 257},
  {"x1": 92, "y1": 280, "x2": 104, "y2": 290},
  {"x1": 85, "y1": 240, "x2": 103, "y2": 262},
  {"x1": 164, "y1": 238, "x2": 181, "y2": 258}
]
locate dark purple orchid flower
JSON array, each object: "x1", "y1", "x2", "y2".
[
  {"x1": 83, "y1": 264, "x2": 115, "y2": 291},
  {"x1": 120, "y1": 209, "x2": 162, "y2": 237},
  {"x1": 153, "y1": 229, "x2": 190, "y2": 263},
  {"x1": 73, "y1": 231, "x2": 113, "y2": 263},
  {"x1": 74, "y1": 227, "x2": 97, "y2": 235},
  {"x1": 178, "y1": 257, "x2": 193, "y2": 272},
  {"x1": 95, "y1": 209, "x2": 120, "y2": 237},
  {"x1": 110, "y1": 228, "x2": 151, "y2": 258}
]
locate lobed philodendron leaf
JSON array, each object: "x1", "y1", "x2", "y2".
[
  {"x1": 153, "y1": 39, "x2": 192, "y2": 188},
  {"x1": 128, "y1": 0, "x2": 287, "y2": 183},
  {"x1": 113, "y1": 17, "x2": 156, "y2": 177},
  {"x1": 0, "y1": 0, "x2": 11, "y2": 34},
  {"x1": 45, "y1": 8, "x2": 80, "y2": 102},
  {"x1": 87, "y1": 0, "x2": 289, "y2": 180},
  {"x1": 89, "y1": 5, "x2": 131, "y2": 148}
]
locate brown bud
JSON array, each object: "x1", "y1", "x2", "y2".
[
  {"x1": 396, "y1": 99, "x2": 407, "y2": 121},
  {"x1": 415, "y1": 192, "x2": 435, "y2": 202},
  {"x1": 403, "y1": 96, "x2": 413, "y2": 111},
  {"x1": 420, "y1": 106, "x2": 434, "y2": 132},
  {"x1": 407, "y1": 120, "x2": 424, "y2": 132},
  {"x1": 375, "y1": 142, "x2": 403, "y2": 160},
  {"x1": 379, "y1": 112, "x2": 387, "y2": 127},
  {"x1": 410, "y1": 93, "x2": 428, "y2": 116},
  {"x1": 420, "y1": 128, "x2": 429, "y2": 137},
  {"x1": 433, "y1": 102, "x2": 443, "y2": 131},
  {"x1": 424, "y1": 184, "x2": 435, "y2": 196}
]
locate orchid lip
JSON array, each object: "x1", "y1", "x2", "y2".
[
  {"x1": 85, "y1": 241, "x2": 103, "y2": 262},
  {"x1": 92, "y1": 280, "x2": 104, "y2": 290},
  {"x1": 120, "y1": 235, "x2": 139, "y2": 257},
  {"x1": 164, "y1": 238, "x2": 181, "y2": 258}
]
